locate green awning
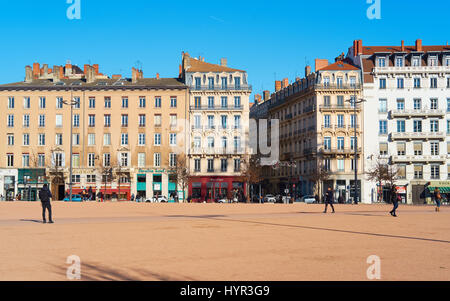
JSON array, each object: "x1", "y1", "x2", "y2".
[{"x1": 428, "y1": 187, "x2": 450, "y2": 193}]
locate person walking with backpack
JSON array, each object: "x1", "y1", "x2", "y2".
[
  {"x1": 323, "y1": 187, "x2": 335, "y2": 213},
  {"x1": 39, "y1": 183, "x2": 54, "y2": 224},
  {"x1": 389, "y1": 185, "x2": 399, "y2": 217},
  {"x1": 433, "y1": 187, "x2": 442, "y2": 212}
]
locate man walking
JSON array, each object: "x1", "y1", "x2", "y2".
[
  {"x1": 323, "y1": 187, "x2": 335, "y2": 213},
  {"x1": 389, "y1": 185, "x2": 399, "y2": 217},
  {"x1": 39, "y1": 183, "x2": 53, "y2": 224},
  {"x1": 433, "y1": 187, "x2": 442, "y2": 212}
]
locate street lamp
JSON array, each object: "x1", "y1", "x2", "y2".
[
  {"x1": 62, "y1": 92, "x2": 79, "y2": 203},
  {"x1": 346, "y1": 96, "x2": 366, "y2": 204}
]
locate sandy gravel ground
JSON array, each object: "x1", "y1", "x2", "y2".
[{"x1": 0, "y1": 201, "x2": 449, "y2": 281}]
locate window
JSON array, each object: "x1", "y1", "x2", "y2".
[
  {"x1": 235, "y1": 77, "x2": 241, "y2": 89},
  {"x1": 430, "y1": 142, "x2": 439, "y2": 156},
  {"x1": 7, "y1": 154, "x2": 14, "y2": 167},
  {"x1": 154, "y1": 133, "x2": 161, "y2": 146},
  {"x1": 337, "y1": 77, "x2": 343, "y2": 88},
  {"x1": 413, "y1": 98, "x2": 421, "y2": 110},
  {"x1": 170, "y1": 114, "x2": 177, "y2": 127},
  {"x1": 23, "y1": 115, "x2": 30, "y2": 127},
  {"x1": 154, "y1": 114, "x2": 161, "y2": 127},
  {"x1": 395, "y1": 57, "x2": 404, "y2": 67},
  {"x1": 430, "y1": 98, "x2": 438, "y2": 110},
  {"x1": 323, "y1": 115, "x2": 330, "y2": 128},
  {"x1": 120, "y1": 153, "x2": 129, "y2": 167},
  {"x1": 54, "y1": 153, "x2": 63, "y2": 167},
  {"x1": 221, "y1": 77, "x2": 227, "y2": 89},
  {"x1": 121, "y1": 114, "x2": 128, "y2": 127},
  {"x1": 139, "y1": 114, "x2": 146, "y2": 127},
  {"x1": 88, "y1": 153, "x2": 96, "y2": 167},
  {"x1": 73, "y1": 134, "x2": 80, "y2": 146},
  {"x1": 169, "y1": 153, "x2": 177, "y2": 167},
  {"x1": 88, "y1": 133, "x2": 95, "y2": 146},
  {"x1": 350, "y1": 114, "x2": 356, "y2": 128},
  {"x1": 324, "y1": 137, "x2": 331, "y2": 150},
  {"x1": 431, "y1": 165, "x2": 440, "y2": 179},
  {"x1": 429, "y1": 57, "x2": 438, "y2": 66},
  {"x1": 337, "y1": 115, "x2": 344, "y2": 128},
  {"x1": 139, "y1": 97, "x2": 146, "y2": 108},
  {"x1": 103, "y1": 133, "x2": 111, "y2": 146},
  {"x1": 194, "y1": 137, "x2": 201, "y2": 148},
  {"x1": 379, "y1": 120, "x2": 387, "y2": 134},
  {"x1": 23, "y1": 134, "x2": 30, "y2": 146},
  {"x1": 73, "y1": 97, "x2": 80, "y2": 108},
  {"x1": 155, "y1": 97, "x2": 161, "y2": 108},
  {"x1": 87, "y1": 175, "x2": 96, "y2": 183},
  {"x1": 221, "y1": 136, "x2": 227, "y2": 149},
  {"x1": 430, "y1": 120, "x2": 439, "y2": 132},
  {"x1": 207, "y1": 159, "x2": 214, "y2": 172},
  {"x1": 89, "y1": 97, "x2": 95, "y2": 108},
  {"x1": 169, "y1": 133, "x2": 176, "y2": 146},
  {"x1": 55, "y1": 115, "x2": 63, "y2": 127},
  {"x1": 104, "y1": 114, "x2": 111, "y2": 127},
  {"x1": 430, "y1": 78, "x2": 438, "y2": 89},
  {"x1": 234, "y1": 96, "x2": 241, "y2": 108},
  {"x1": 56, "y1": 97, "x2": 64, "y2": 109},
  {"x1": 221, "y1": 159, "x2": 228, "y2": 172},
  {"x1": 23, "y1": 97, "x2": 30, "y2": 109},
  {"x1": 398, "y1": 165, "x2": 406, "y2": 179},
  {"x1": 195, "y1": 77, "x2": 201, "y2": 89},
  {"x1": 337, "y1": 137, "x2": 344, "y2": 150},
  {"x1": 337, "y1": 159, "x2": 344, "y2": 171},
  {"x1": 324, "y1": 159, "x2": 331, "y2": 171},
  {"x1": 88, "y1": 115, "x2": 95, "y2": 127},
  {"x1": 208, "y1": 97, "x2": 214, "y2": 108},
  {"x1": 377, "y1": 57, "x2": 386, "y2": 67},
  {"x1": 194, "y1": 115, "x2": 201, "y2": 129},
  {"x1": 103, "y1": 153, "x2": 111, "y2": 167},
  {"x1": 194, "y1": 97, "x2": 201, "y2": 108},
  {"x1": 414, "y1": 78, "x2": 421, "y2": 88},
  {"x1": 412, "y1": 57, "x2": 420, "y2": 67},
  {"x1": 397, "y1": 120, "x2": 405, "y2": 133},
  {"x1": 397, "y1": 143, "x2": 406, "y2": 156},
  {"x1": 397, "y1": 99, "x2": 405, "y2": 111},
  {"x1": 234, "y1": 115, "x2": 241, "y2": 129},
  {"x1": 38, "y1": 134, "x2": 45, "y2": 146},
  {"x1": 379, "y1": 78, "x2": 386, "y2": 89},
  {"x1": 379, "y1": 99, "x2": 387, "y2": 112},
  {"x1": 323, "y1": 77, "x2": 330, "y2": 87},
  {"x1": 170, "y1": 97, "x2": 177, "y2": 108},
  {"x1": 122, "y1": 97, "x2": 128, "y2": 108},
  {"x1": 351, "y1": 137, "x2": 357, "y2": 150},
  {"x1": 323, "y1": 96, "x2": 331, "y2": 107},
  {"x1": 121, "y1": 133, "x2": 128, "y2": 145},
  {"x1": 414, "y1": 142, "x2": 423, "y2": 156},
  {"x1": 104, "y1": 97, "x2": 111, "y2": 108},
  {"x1": 221, "y1": 97, "x2": 228, "y2": 108},
  {"x1": 7, "y1": 134, "x2": 14, "y2": 146},
  {"x1": 72, "y1": 154, "x2": 80, "y2": 168},
  {"x1": 234, "y1": 136, "x2": 241, "y2": 151},
  {"x1": 73, "y1": 114, "x2": 80, "y2": 127},
  {"x1": 350, "y1": 77, "x2": 356, "y2": 88},
  {"x1": 39, "y1": 97, "x2": 46, "y2": 109},
  {"x1": 194, "y1": 159, "x2": 201, "y2": 172},
  {"x1": 397, "y1": 78, "x2": 404, "y2": 89},
  {"x1": 337, "y1": 96, "x2": 344, "y2": 107},
  {"x1": 154, "y1": 153, "x2": 161, "y2": 167},
  {"x1": 413, "y1": 120, "x2": 422, "y2": 133},
  {"x1": 208, "y1": 115, "x2": 215, "y2": 129},
  {"x1": 234, "y1": 159, "x2": 241, "y2": 172},
  {"x1": 138, "y1": 153, "x2": 146, "y2": 167},
  {"x1": 7, "y1": 115, "x2": 14, "y2": 127},
  {"x1": 448, "y1": 98, "x2": 450, "y2": 112},
  {"x1": 448, "y1": 120, "x2": 450, "y2": 134},
  {"x1": 56, "y1": 134, "x2": 63, "y2": 145},
  {"x1": 71, "y1": 175, "x2": 81, "y2": 184},
  {"x1": 379, "y1": 143, "x2": 388, "y2": 156},
  {"x1": 8, "y1": 97, "x2": 14, "y2": 108},
  {"x1": 138, "y1": 133, "x2": 146, "y2": 146}
]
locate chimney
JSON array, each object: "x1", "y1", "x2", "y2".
[
  {"x1": 32, "y1": 63, "x2": 40, "y2": 79},
  {"x1": 401, "y1": 40, "x2": 405, "y2": 52},
  {"x1": 112, "y1": 74, "x2": 122, "y2": 79},
  {"x1": 84, "y1": 64, "x2": 90, "y2": 75},
  {"x1": 220, "y1": 58, "x2": 227, "y2": 67},
  {"x1": 65, "y1": 62, "x2": 72, "y2": 76},
  {"x1": 315, "y1": 59, "x2": 329, "y2": 72},
  {"x1": 43, "y1": 64, "x2": 48, "y2": 75},
  {"x1": 156, "y1": 73, "x2": 160, "y2": 80},
  {"x1": 93, "y1": 64, "x2": 99, "y2": 75},
  {"x1": 263, "y1": 90, "x2": 270, "y2": 101},
  {"x1": 132, "y1": 67, "x2": 138, "y2": 83},
  {"x1": 25, "y1": 66, "x2": 33, "y2": 83},
  {"x1": 275, "y1": 80, "x2": 282, "y2": 92},
  {"x1": 358, "y1": 40, "x2": 363, "y2": 55},
  {"x1": 86, "y1": 65, "x2": 96, "y2": 83},
  {"x1": 415, "y1": 39, "x2": 422, "y2": 51},
  {"x1": 305, "y1": 66, "x2": 311, "y2": 77},
  {"x1": 179, "y1": 64, "x2": 182, "y2": 77},
  {"x1": 282, "y1": 78, "x2": 289, "y2": 89},
  {"x1": 53, "y1": 65, "x2": 61, "y2": 82}
]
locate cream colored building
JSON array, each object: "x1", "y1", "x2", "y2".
[{"x1": 0, "y1": 62, "x2": 188, "y2": 201}]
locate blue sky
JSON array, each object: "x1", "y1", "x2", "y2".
[{"x1": 0, "y1": 0, "x2": 449, "y2": 98}]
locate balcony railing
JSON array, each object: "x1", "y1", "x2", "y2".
[
  {"x1": 189, "y1": 147, "x2": 245, "y2": 155},
  {"x1": 391, "y1": 155, "x2": 447, "y2": 163},
  {"x1": 314, "y1": 83, "x2": 362, "y2": 90},
  {"x1": 374, "y1": 66, "x2": 450, "y2": 74},
  {"x1": 320, "y1": 147, "x2": 362, "y2": 155},
  {"x1": 190, "y1": 105, "x2": 243, "y2": 111},
  {"x1": 191, "y1": 84, "x2": 252, "y2": 91},
  {"x1": 390, "y1": 109, "x2": 445, "y2": 118},
  {"x1": 391, "y1": 132, "x2": 446, "y2": 140},
  {"x1": 319, "y1": 104, "x2": 362, "y2": 111}
]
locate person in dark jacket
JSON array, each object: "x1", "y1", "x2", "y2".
[
  {"x1": 323, "y1": 187, "x2": 335, "y2": 213},
  {"x1": 433, "y1": 187, "x2": 442, "y2": 212},
  {"x1": 39, "y1": 184, "x2": 53, "y2": 223},
  {"x1": 389, "y1": 185, "x2": 399, "y2": 217}
]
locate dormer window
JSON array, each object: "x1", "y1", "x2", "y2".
[
  {"x1": 395, "y1": 57, "x2": 404, "y2": 67},
  {"x1": 429, "y1": 56, "x2": 438, "y2": 66},
  {"x1": 323, "y1": 77, "x2": 330, "y2": 87},
  {"x1": 377, "y1": 57, "x2": 386, "y2": 67},
  {"x1": 446, "y1": 57, "x2": 450, "y2": 66},
  {"x1": 412, "y1": 57, "x2": 420, "y2": 67}
]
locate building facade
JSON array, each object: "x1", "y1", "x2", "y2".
[
  {"x1": 181, "y1": 53, "x2": 251, "y2": 202},
  {"x1": 348, "y1": 39, "x2": 450, "y2": 204},
  {"x1": 0, "y1": 62, "x2": 188, "y2": 201}
]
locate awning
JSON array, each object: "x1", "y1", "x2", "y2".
[{"x1": 428, "y1": 187, "x2": 450, "y2": 193}]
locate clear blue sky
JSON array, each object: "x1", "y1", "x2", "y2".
[{"x1": 0, "y1": 0, "x2": 449, "y2": 99}]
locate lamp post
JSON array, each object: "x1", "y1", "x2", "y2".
[
  {"x1": 63, "y1": 92, "x2": 79, "y2": 202},
  {"x1": 346, "y1": 95, "x2": 366, "y2": 204}
]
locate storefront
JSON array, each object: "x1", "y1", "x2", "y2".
[
  {"x1": 0, "y1": 169, "x2": 18, "y2": 201},
  {"x1": 135, "y1": 169, "x2": 184, "y2": 201},
  {"x1": 17, "y1": 169, "x2": 47, "y2": 201},
  {"x1": 188, "y1": 176, "x2": 246, "y2": 203}
]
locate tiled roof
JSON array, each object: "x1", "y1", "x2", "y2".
[
  {"x1": 361, "y1": 45, "x2": 450, "y2": 55},
  {"x1": 186, "y1": 57, "x2": 245, "y2": 73},
  {"x1": 317, "y1": 60, "x2": 360, "y2": 71}
]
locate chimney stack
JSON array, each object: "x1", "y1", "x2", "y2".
[
  {"x1": 25, "y1": 66, "x2": 33, "y2": 83},
  {"x1": 32, "y1": 63, "x2": 40, "y2": 79},
  {"x1": 401, "y1": 40, "x2": 405, "y2": 52},
  {"x1": 220, "y1": 58, "x2": 227, "y2": 67},
  {"x1": 263, "y1": 90, "x2": 270, "y2": 101},
  {"x1": 305, "y1": 66, "x2": 311, "y2": 77},
  {"x1": 315, "y1": 59, "x2": 329, "y2": 72},
  {"x1": 43, "y1": 64, "x2": 48, "y2": 75},
  {"x1": 65, "y1": 62, "x2": 72, "y2": 76},
  {"x1": 86, "y1": 65, "x2": 96, "y2": 83},
  {"x1": 282, "y1": 78, "x2": 289, "y2": 89},
  {"x1": 53, "y1": 65, "x2": 61, "y2": 82},
  {"x1": 156, "y1": 73, "x2": 160, "y2": 80},
  {"x1": 93, "y1": 64, "x2": 99, "y2": 75},
  {"x1": 415, "y1": 39, "x2": 422, "y2": 51},
  {"x1": 353, "y1": 40, "x2": 363, "y2": 56},
  {"x1": 275, "y1": 80, "x2": 282, "y2": 92}
]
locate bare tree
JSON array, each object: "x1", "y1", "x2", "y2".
[
  {"x1": 366, "y1": 157, "x2": 399, "y2": 202},
  {"x1": 170, "y1": 153, "x2": 190, "y2": 202},
  {"x1": 241, "y1": 155, "x2": 263, "y2": 203},
  {"x1": 307, "y1": 159, "x2": 330, "y2": 203}
]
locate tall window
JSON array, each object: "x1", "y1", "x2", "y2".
[
  {"x1": 154, "y1": 153, "x2": 161, "y2": 167},
  {"x1": 235, "y1": 77, "x2": 241, "y2": 89},
  {"x1": 207, "y1": 159, "x2": 214, "y2": 172},
  {"x1": 430, "y1": 142, "x2": 439, "y2": 156},
  {"x1": 323, "y1": 115, "x2": 330, "y2": 128},
  {"x1": 379, "y1": 120, "x2": 387, "y2": 134},
  {"x1": 121, "y1": 114, "x2": 128, "y2": 127},
  {"x1": 208, "y1": 77, "x2": 214, "y2": 89},
  {"x1": 23, "y1": 134, "x2": 29, "y2": 146},
  {"x1": 234, "y1": 96, "x2": 241, "y2": 108},
  {"x1": 7, "y1": 154, "x2": 14, "y2": 167},
  {"x1": 379, "y1": 78, "x2": 386, "y2": 89},
  {"x1": 55, "y1": 115, "x2": 63, "y2": 127},
  {"x1": 39, "y1": 115, "x2": 45, "y2": 127},
  {"x1": 23, "y1": 115, "x2": 30, "y2": 127},
  {"x1": 430, "y1": 98, "x2": 438, "y2": 110},
  {"x1": 154, "y1": 114, "x2": 161, "y2": 127},
  {"x1": 169, "y1": 153, "x2": 177, "y2": 167},
  {"x1": 221, "y1": 97, "x2": 228, "y2": 108},
  {"x1": 38, "y1": 154, "x2": 45, "y2": 167},
  {"x1": 169, "y1": 133, "x2": 177, "y2": 146},
  {"x1": 39, "y1": 97, "x2": 46, "y2": 109},
  {"x1": 104, "y1": 97, "x2": 111, "y2": 108},
  {"x1": 395, "y1": 57, "x2": 404, "y2": 67},
  {"x1": 7, "y1": 115, "x2": 14, "y2": 127},
  {"x1": 337, "y1": 159, "x2": 344, "y2": 171},
  {"x1": 430, "y1": 120, "x2": 439, "y2": 132},
  {"x1": 155, "y1": 97, "x2": 161, "y2": 108},
  {"x1": 397, "y1": 142, "x2": 406, "y2": 156},
  {"x1": 414, "y1": 143, "x2": 422, "y2": 156},
  {"x1": 88, "y1": 115, "x2": 95, "y2": 127},
  {"x1": 397, "y1": 99, "x2": 405, "y2": 111},
  {"x1": 121, "y1": 133, "x2": 128, "y2": 145},
  {"x1": 56, "y1": 134, "x2": 64, "y2": 145},
  {"x1": 337, "y1": 96, "x2": 344, "y2": 107},
  {"x1": 23, "y1": 97, "x2": 30, "y2": 109},
  {"x1": 139, "y1": 97, "x2": 146, "y2": 108},
  {"x1": 430, "y1": 78, "x2": 438, "y2": 89},
  {"x1": 38, "y1": 134, "x2": 45, "y2": 146},
  {"x1": 234, "y1": 159, "x2": 241, "y2": 172},
  {"x1": 56, "y1": 97, "x2": 64, "y2": 109},
  {"x1": 397, "y1": 78, "x2": 404, "y2": 89},
  {"x1": 323, "y1": 96, "x2": 331, "y2": 107},
  {"x1": 397, "y1": 120, "x2": 405, "y2": 132},
  {"x1": 122, "y1": 97, "x2": 128, "y2": 108},
  {"x1": 103, "y1": 153, "x2": 111, "y2": 167},
  {"x1": 8, "y1": 97, "x2": 14, "y2": 109},
  {"x1": 413, "y1": 120, "x2": 422, "y2": 133},
  {"x1": 413, "y1": 98, "x2": 421, "y2": 110},
  {"x1": 194, "y1": 97, "x2": 201, "y2": 108},
  {"x1": 324, "y1": 137, "x2": 331, "y2": 150},
  {"x1": 337, "y1": 137, "x2": 344, "y2": 150},
  {"x1": 194, "y1": 159, "x2": 201, "y2": 172},
  {"x1": 154, "y1": 133, "x2": 161, "y2": 146},
  {"x1": 103, "y1": 133, "x2": 111, "y2": 146},
  {"x1": 170, "y1": 97, "x2": 177, "y2": 108},
  {"x1": 234, "y1": 115, "x2": 241, "y2": 129},
  {"x1": 139, "y1": 114, "x2": 146, "y2": 127},
  {"x1": 138, "y1": 153, "x2": 146, "y2": 167},
  {"x1": 138, "y1": 133, "x2": 146, "y2": 146},
  {"x1": 377, "y1": 57, "x2": 386, "y2": 67},
  {"x1": 89, "y1": 97, "x2": 95, "y2": 108},
  {"x1": 379, "y1": 99, "x2": 387, "y2": 112},
  {"x1": 431, "y1": 165, "x2": 440, "y2": 179},
  {"x1": 73, "y1": 114, "x2": 80, "y2": 127},
  {"x1": 73, "y1": 134, "x2": 80, "y2": 145},
  {"x1": 7, "y1": 134, "x2": 14, "y2": 146},
  {"x1": 120, "y1": 153, "x2": 129, "y2": 167},
  {"x1": 414, "y1": 78, "x2": 421, "y2": 88},
  {"x1": 221, "y1": 159, "x2": 228, "y2": 172},
  {"x1": 337, "y1": 115, "x2": 344, "y2": 128},
  {"x1": 104, "y1": 114, "x2": 111, "y2": 127}
]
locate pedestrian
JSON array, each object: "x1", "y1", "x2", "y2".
[
  {"x1": 323, "y1": 187, "x2": 335, "y2": 213},
  {"x1": 389, "y1": 185, "x2": 400, "y2": 217},
  {"x1": 39, "y1": 183, "x2": 53, "y2": 224},
  {"x1": 131, "y1": 193, "x2": 135, "y2": 202},
  {"x1": 433, "y1": 187, "x2": 442, "y2": 212}
]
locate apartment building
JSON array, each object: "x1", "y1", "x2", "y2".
[
  {"x1": 181, "y1": 53, "x2": 251, "y2": 202},
  {"x1": 252, "y1": 58, "x2": 364, "y2": 202},
  {"x1": 0, "y1": 62, "x2": 188, "y2": 201},
  {"x1": 348, "y1": 39, "x2": 450, "y2": 204}
]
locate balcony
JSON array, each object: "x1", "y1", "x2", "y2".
[
  {"x1": 314, "y1": 83, "x2": 362, "y2": 90},
  {"x1": 191, "y1": 84, "x2": 252, "y2": 92},
  {"x1": 390, "y1": 109, "x2": 445, "y2": 118},
  {"x1": 320, "y1": 147, "x2": 362, "y2": 156},
  {"x1": 190, "y1": 105, "x2": 244, "y2": 111},
  {"x1": 319, "y1": 104, "x2": 362, "y2": 112},
  {"x1": 391, "y1": 155, "x2": 447, "y2": 164},
  {"x1": 322, "y1": 125, "x2": 361, "y2": 132},
  {"x1": 189, "y1": 147, "x2": 245, "y2": 155},
  {"x1": 374, "y1": 66, "x2": 450, "y2": 74},
  {"x1": 391, "y1": 132, "x2": 446, "y2": 141}
]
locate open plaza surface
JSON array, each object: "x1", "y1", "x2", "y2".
[{"x1": 0, "y1": 202, "x2": 449, "y2": 281}]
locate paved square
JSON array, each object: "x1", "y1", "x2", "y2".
[{"x1": 0, "y1": 202, "x2": 449, "y2": 281}]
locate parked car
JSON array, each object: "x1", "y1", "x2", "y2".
[
  {"x1": 300, "y1": 195, "x2": 316, "y2": 204},
  {"x1": 264, "y1": 194, "x2": 276, "y2": 203},
  {"x1": 63, "y1": 194, "x2": 82, "y2": 202},
  {"x1": 216, "y1": 198, "x2": 228, "y2": 203}
]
